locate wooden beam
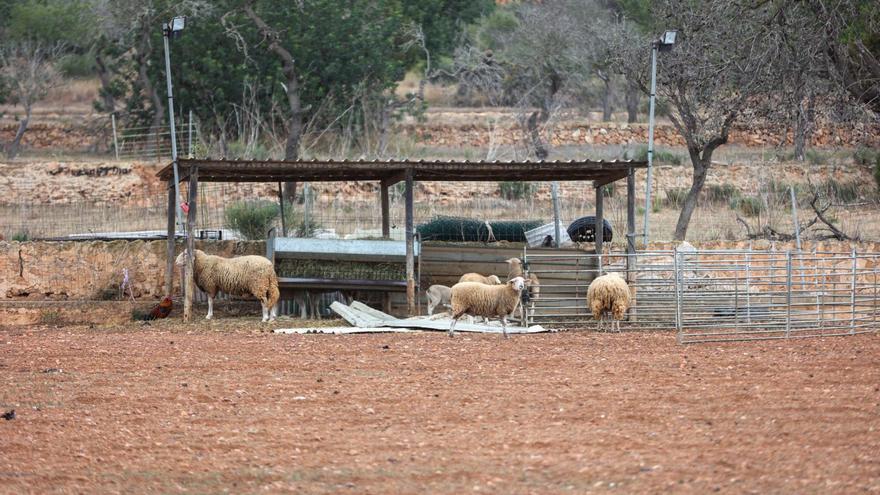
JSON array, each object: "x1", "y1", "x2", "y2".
[
  {"x1": 595, "y1": 180, "x2": 604, "y2": 256},
  {"x1": 164, "y1": 183, "x2": 176, "y2": 297},
  {"x1": 380, "y1": 179, "x2": 391, "y2": 238},
  {"x1": 626, "y1": 167, "x2": 636, "y2": 282},
  {"x1": 183, "y1": 166, "x2": 198, "y2": 322},
  {"x1": 404, "y1": 168, "x2": 415, "y2": 316}
]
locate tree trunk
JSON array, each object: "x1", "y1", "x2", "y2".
[
  {"x1": 601, "y1": 75, "x2": 614, "y2": 122},
  {"x1": 625, "y1": 78, "x2": 639, "y2": 123},
  {"x1": 526, "y1": 111, "x2": 549, "y2": 159},
  {"x1": 95, "y1": 53, "x2": 116, "y2": 113},
  {"x1": 136, "y1": 26, "x2": 164, "y2": 140},
  {"x1": 6, "y1": 105, "x2": 31, "y2": 160},
  {"x1": 793, "y1": 91, "x2": 815, "y2": 161},
  {"x1": 673, "y1": 148, "x2": 712, "y2": 241}
]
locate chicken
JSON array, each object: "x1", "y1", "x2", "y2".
[{"x1": 132, "y1": 296, "x2": 174, "y2": 321}]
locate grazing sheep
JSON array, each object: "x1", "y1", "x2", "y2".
[
  {"x1": 458, "y1": 273, "x2": 501, "y2": 285},
  {"x1": 505, "y1": 258, "x2": 541, "y2": 324},
  {"x1": 426, "y1": 284, "x2": 452, "y2": 316},
  {"x1": 175, "y1": 249, "x2": 280, "y2": 322},
  {"x1": 449, "y1": 276, "x2": 526, "y2": 339},
  {"x1": 586, "y1": 272, "x2": 631, "y2": 332}
]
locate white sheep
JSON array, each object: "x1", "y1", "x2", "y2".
[
  {"x1": 458, "y1": 273, "x2": 502, "y2": 285},
  {"x1": 426, "y1": 284, "x2": 452, "y2": 316},
  {"x1": 449, "y1": 276, "x2": 526, "y2": 339},
  {"x1": 175, "y1": 249, "x2": 280, "y2": 322},
  {"x1": 505, "y1": 257, "x2": 541, "y2": 324},
  {"x1": 586, "y1": 272, "x2": 631, "y2": 332}
]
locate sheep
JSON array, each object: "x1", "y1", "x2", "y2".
[
  {"x1": 458, "y1": 273, "x2": 502, "y2": 285},
  {"x1": 175, "y1": 249, "x2": 280, "y2": 322},
  {"x1": 586, "y1": 272, "x2": 631, "y2": 332},
  {"x1": 505, "y1": 258, "x2": 541, "y2": 324},
  {"x1": 449, "y1": 276, "x2": 526, "y2": 339},
  {"x1": 426, "y1": 284, "x2": 452, "y2": 316}
]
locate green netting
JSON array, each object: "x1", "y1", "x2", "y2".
[
  {"x1": 416, "y1": 216, "x2": 544, "y2": 243},
  {"x1": 276, "y1": 259, "x2": 405, "y2": 281}
]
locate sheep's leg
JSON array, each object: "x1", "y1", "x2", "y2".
[
  {"x1": 500, "y1": 316, "x2": 509, "y2": 339},
  {"x1": 206, "y1": 295, "x2": 214, "y2": 320},
  {"x1": 261, "y1": 303, "x2": 269, "y2": 323},
  {"x1": 427, "y1": 300, "x2": 435, "y2": 316},
  {"x1": 270, "y1": 303, "x2": 278, "y2": 320},
  {"x1": 448, "y1": 317, "x2": 458, "y2": 337}
]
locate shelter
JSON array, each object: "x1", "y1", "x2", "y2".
[{"x1": 158, "y1": 157, "x2": 647, "y2": 320}]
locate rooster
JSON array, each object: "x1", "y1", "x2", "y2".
[{"x1": 132, "y1": 296, "x2": 174, "y2": 321}]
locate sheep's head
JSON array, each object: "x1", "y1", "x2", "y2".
[
  {"x1": 505, "y1": 257, "x2": 522, "y2": 267},
  {"x1": 174, "y1": 250, "x2": 188, "y2": 266},
  {"x1": 508, "y1": 276, "x2": 526, "y2": 291},
  {"x1": 487, "y1": 274, "x2": 502, "y2": 284}
]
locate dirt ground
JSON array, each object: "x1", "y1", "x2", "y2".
[{"x1": 1, "y1": 320, "x2": 878, "y2": 494}]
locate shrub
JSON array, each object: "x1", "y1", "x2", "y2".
[
  {"x1": 664, "y1": 188, "x2": 688, "y2": 208},
  {"x1": 853, "y1": 147, "x2": 878, "y2": 166},
  {"x1": 499, "y1": 181, "x2": 536, "y2": 200},
  {"x1": 822, "y1": 178, "x2": 860, "y2": 204},
  {"x1": 632, "y1": 146, "x2": 683, "y2": 165},
  {"x1": 805, "y1": 149, "x2": 828, "y2": 165},
  {"x1": 224, "y1": 200, "x2": 279, "y2": 240},
  {"x1": 731, "y1": 196, "x2": 764, "y2": 217},
  {"x1": 602, "y1": 183, "x2": 615, "y2": 197},
  {"x1": 58, "y1": 53, "x2": 96, "y2": 78},
  {"x1": 704, "y1": 184, "x2": 740, "y2": 204},
  {"x1": 874, "y1": 155, "x2": 880, "y2": 191},
  {"x1": 12, "y1": 230, "x2": 30, "y2": 242}
]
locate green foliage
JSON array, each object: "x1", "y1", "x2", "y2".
[
  {"x1": 417, "y1": 216, "x2": 544, "y2": 242},
  {"x1": 664, "y1": 188, "x2": 688, "y2": 208},
  {"x1": 633, "y1": 146, "x2": 683, "y2": 165},
  {"x1": 731, "y1": 196, "x2": 764, "y2": 217},
  {"x1": 498, "y1": 181, "x2": 536, "y2": 200},
  {"x1": 5, "y1": 0, "x2": 89, "y2": 46},
  {"x1": 401, "y1": 0, "x2": 494, "y2": 60},
  {"x1": 602, "y1": 183, "x2": 615, "y2": 197},
  {"x1": 805, "y1": 149, "x2": 828, "y2": 165},
  {"x1": 57, "y1": 52, "x2": 96, "y2": 78},
  {"x1": 704, "y1": 184, "x2": 740, "y2": 204},
  {"x1": 874, "y1": 155, "x2": 880, "y2": 191},
  {"x1": 224, "y1": 200, "x2": 279, "y2": 240},
  {"x1": 11, "y1": 230, "x2": 30, "y2": 242},
  {"x1": 854, "y1": 147, "x2": 879, "y2": 166}
]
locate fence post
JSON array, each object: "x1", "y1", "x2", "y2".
[
  {"x1": 111, "y1": 113, "x2": 120, "y2": 161},
  {"x1": 790, "y1": 185, "x2": 801, "y2": 252},
  {"x1": 785, "y1": 250, "x2": 792, "y2": 338},
  {"x1": 188, "y1": 109, "x2": 193, "y2": 158},
  {"x1": 745, "y1": 251, "x2": 752, "y2": 325},
  {"x1": 851, "y1": 248, "x2": 857, "y2": 334},
  {"x1": 674, "y1": 248, "x2": 683, "y2": 342}
]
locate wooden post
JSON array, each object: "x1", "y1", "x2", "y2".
[
  {"x1": 183, "y1": 166, "x2": 198, "y2": 322},
  {"x1": 164, "y1": 182, "x2": 176, "y2": 296},
  {"x1": 626, "y1": 169, "x2": 636, "y2": 280},
  {"x1": 278, "y1": 182, "x2": 287, "y2": 237},
  {"x1": 595, "y1": 181, "x2": 604, "y2": 256},
  {"x1": 381, "y1": 179, "x2": 391, "y2": 238},
  {"x1": 404, "y1": 168, "x2": 415, "y2": 316}
]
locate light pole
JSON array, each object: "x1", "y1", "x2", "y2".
[
  {"x1": 163, "y1": 16, "x2": 186, "y2": 235},
  {"x1": 643, "y1": 29, "x2": 677, "y2": 247}
]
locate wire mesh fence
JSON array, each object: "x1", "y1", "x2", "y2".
[
  {"x1": 524, "y1": 247, "x2": 880, "y2": 343},
  {"x1": 110, "y1": 113, "x2": 201, "y2": 161}
]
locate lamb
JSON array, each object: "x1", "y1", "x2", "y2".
[
  {"x1": 175, "y1": 249, "x2": 280, "y2": 322},
  {"x1": 505, "y1": 257, "x2": 541, "y2": 324},
  {"x1": 449, "y1": 276, "x2": 526, "y2": 339},
  {"x1": 458, "y1": 273, "x2": 502, "y2": 285},
  {"x1": 586, "y1": 272, "x2": 631, "y2": 332},
  {"x1": 426, "y1": 284, "x2": 452, "y2": 316}
]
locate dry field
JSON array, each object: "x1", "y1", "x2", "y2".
[{"x1": 1, "y1": 320, "x2": 878, "y2": 494}]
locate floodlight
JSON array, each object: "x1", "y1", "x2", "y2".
[
  {"x1": 170, "y1": 16, "x2": 186, "y2": 33},
  {"x1": 661, "y1": 30, "x2": 677, "y2": 45}
]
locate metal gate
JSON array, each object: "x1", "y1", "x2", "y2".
[{"x1": 524, "y1": 248, "x2": 880, "y2": 343}]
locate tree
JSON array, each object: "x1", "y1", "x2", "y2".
[
  {"x1": 611, "y1": 0, "x2": 782, "y2": 240},
  {"x1": 0, "y1": 42, "x2": 62, "y2": 159}
]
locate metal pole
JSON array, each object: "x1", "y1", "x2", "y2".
[
  {"x1": 643, "y1": 42, "x2": 659, "y2": 245},
  {"x1": 790, "y1": 185, "x2": 801, "y2": 252},
  {"x1": 785, "y1": 250, "x2": 792, "y2": 338},
  {"x1": 551, "y1": 181, "x2": 562, "y2": 248},
  {"x1": 162, "y1": 25, "x2": 184, "y2": 236},
  {"x1": 674, "y1": 248, "x2": 683, "y2": 342},
  {"x1": 404, "y1": 168, "x2": 416, "y2": 316},
  {"x1": 745, "y1": 251, "x2": 752, "y2": 324},
  {"x1": 111, "y1": 113, "x2": 119, "y2": 161},
  {"x1": 850, "y1": 248, "x2": 857, "y2": 334},
  {"x1": 303, "y1": 183, "x2": 311, "y2": 236}
]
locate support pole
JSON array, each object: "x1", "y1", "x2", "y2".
[
  {"x1": 278, "y1": 182, "x2": 287, "y2": 237},
  {"x1": 111, "y1": 113, "x2": 119, "y2": 161},
  {"x1": 785, "y1": 250, "x2": 792, "y2": 338},
  {"x1": 404, "y1": 168, "x2": 415, "y2": 316},
  {"x1": 551, "y1": 181, "x2": 562, "y2": 248},
  {"x1": 381, "y1": 179, "x2": 391, "y2": 238},
  {"x1": 164, "y1": 183, "x2": 176, "y2": 296},
  {"x1": 187, "y1": 109, "x2": 193, "y2": 158},
  {"x1": 162, "y1": 25, "x2": 184, "y2": 239},
  {"x1": 643, "y1": 42, "x2": 659, "y2": 245},
  {"x1": 595, "y1": 181, "x2": 604, "y2": 256},
  {"x1": 626, "y1": 168, "x2": 636, "y2": 281},
  {"x1": 851, "y1": 248, "x2": 857, "y2": 334},
  {"x1": 183, "y1": 166, "x2": 198, "y2": 322},
  {"x1": 790, "y1": 185, "x2": 801, "y2": 252}
]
